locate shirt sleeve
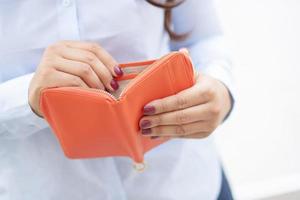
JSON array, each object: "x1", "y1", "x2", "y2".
[
  {"x1": 170, "y1": 0, "x2": 236, "y2": 120},
  {"x1": 0, "y1": 73, "x2": 48, "y2": 140}
]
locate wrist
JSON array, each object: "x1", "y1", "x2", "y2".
[
  {"x1": 28, "y1": 84, "x2": 43, "y2": 118},
  {"x1": 218, "y1": 81, "x2": 234, "y2": 122}
]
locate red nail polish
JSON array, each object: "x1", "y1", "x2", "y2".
[
  {"x1": 141, "y1": 129, "x2": 152, "y2": 135},
  {"x1": 110, "y1": 79, "x2": 119, "y2": 90},
  {"x1": 143, "y1": 105, "x2": 155, "y2": 115},
  {"x1": 140, "y1": 120, "x2": 151, "y2": 129},
  {"x1": 114, "y1": 66, "x2": 123, "y2": 76}
]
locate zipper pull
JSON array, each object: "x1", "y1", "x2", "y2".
[
  {"x1": 179, "y1": 48, "x2": 189, "y2": 56},
  {"x1": 133, "y1": 161, "x2": 146, "y2": 172}
]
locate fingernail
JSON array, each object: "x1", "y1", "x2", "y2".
[
  {"x1": 110, "y1": 79, "x2": 119, "y2": 90},
  {"x1": 140, "y1": 120, "x2": 151, "y2": 129},
  {"x1": 151, "y1": 136, "x2": 159, "y2": 140},
  {"x1": 143, "y1": 105, "x2": 155, "y2": 115},
  {"x1": 114, "y1": 66, "x2": 123, "y2": 76},
  {"x1": 141, "y1": 128, "x2": 152, "y2": 135}
]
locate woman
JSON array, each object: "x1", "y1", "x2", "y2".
[{"x1": 0, "y1": 0, "x2": 234, "y2": 199}]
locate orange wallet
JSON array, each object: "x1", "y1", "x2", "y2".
[{"x1": 40, "y1": 50, "x2": 195, "y2": 167}]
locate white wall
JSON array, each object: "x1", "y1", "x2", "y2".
[{"x1": 214, "y1": 0, "x2": 300, "y2": 199}]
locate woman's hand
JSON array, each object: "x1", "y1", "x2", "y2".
[
  {"x1": 139, "y1": 73, "x2": 232, "y2": 139},
  {"x1": 29, "y1": 41, "x2": 123, "y2": 117}
]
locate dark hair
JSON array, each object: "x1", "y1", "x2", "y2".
[{"x1": 146, "y1": 0, "x2": 188, "y2": 41}]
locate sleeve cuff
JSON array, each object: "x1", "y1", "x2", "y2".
[
  {"x1": 201, "y1": 61, "x2": 236, "y2": 122},
  {"x1": 0, "y1": 73, "x2": 48, "y2": 139}
]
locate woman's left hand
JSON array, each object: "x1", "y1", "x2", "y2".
[{"x1": 139, "y1": 73, "x2": 232, "y2": 139}]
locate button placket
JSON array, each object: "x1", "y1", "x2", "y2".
[
  {"x1": 62, "y1": 0, "x2": 71, "y2": 7},
  {"x1": 57, "y1": 0, "x2": 80, "y2": 40}
]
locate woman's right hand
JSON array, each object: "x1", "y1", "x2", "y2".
[{"x1": 28, "y1": 41, "x2": 123, "y2": 117}]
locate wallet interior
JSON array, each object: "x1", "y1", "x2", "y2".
[{"x1": 110, "y1": 63, "x2": 151, "y2": 98}]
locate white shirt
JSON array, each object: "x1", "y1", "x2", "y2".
[{"x1": 0, "y1": 0, "x2": 234, "y2": 199}]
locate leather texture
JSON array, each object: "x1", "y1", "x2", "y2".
[{"x1": 40, "y1": 51, "x2": 195, "y2": 163}]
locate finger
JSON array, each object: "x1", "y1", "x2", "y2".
[
  {"x1": 177, "y1": 132, "x2": 210, "y2": 139},
  {"x1": 63, "y1": 41, "x2": 123, "y2": 77},
  {"x1": 53, "y1": 57, "x2": 104, "y2": 89},
  {"x1": 140, "y1": 104, "x2": 214, "y2": 128},
  {"x1": 143, "y1": 83, "x2": 213, "y2": 115},
  {"x1": 162, "y1": 132, "x2": 210, "y2": 139},
  {"x1": 57, "y1": 71, "x2": 89, "y2": 88},
  {"x1": 51, "y1": 70, "x2": 89, "y2": 89},
  {"x1": 140, "y1": 121, "x2": 212, "y2": 137},
  {"x1": 59, "y1": 46, "x2": 117, "y2": 91}
]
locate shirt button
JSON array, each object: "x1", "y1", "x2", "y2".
[{"x1": 62, "y1": 0, "x2": 72, "y2": 7}]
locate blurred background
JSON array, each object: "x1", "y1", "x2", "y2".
[{"x1": 214, "y1": 0, "x2": 300, "y2": 199}]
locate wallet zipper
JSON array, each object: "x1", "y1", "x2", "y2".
[
  {"x1": 97, "y1": 89, "x2": 118, "y2": 101},
  {"x1": 117, "y1": 53, "x2": 175, "y2": 100}
]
